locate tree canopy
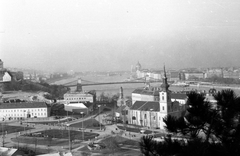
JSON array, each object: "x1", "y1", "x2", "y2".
[
  {"x1": 140, "y1": 89, "x2": 240, "y2": 156},
  {"x1": 3, "y1": 80, "x2": 70, "y2": 100}
]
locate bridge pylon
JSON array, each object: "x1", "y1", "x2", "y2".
[
  {"x1": 144, "y1": 76, "x2": 151, "y2": 89},
  {"x1": 76, "y1": 78, "x2": 82, "y2": 92}
]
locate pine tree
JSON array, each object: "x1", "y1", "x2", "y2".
[{"x1": 139, "y1": 89, "x2": 240, "y2": 156}]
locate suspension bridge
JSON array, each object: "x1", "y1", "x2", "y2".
[{"x1": 62, "y1": 78, "x2": 162, "y2": 87}]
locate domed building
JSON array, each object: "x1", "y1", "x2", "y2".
[{"x1": 135, "y1": 61, "x2": 142, "y2": 71}]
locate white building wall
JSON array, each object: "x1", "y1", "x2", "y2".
[
  {"x1": 153, "y1": 73, "x2": 161, "y2": 80},
  {"x1": 171, "y1": 99, "x2": 186, "y2": 105},
  {"x1": 158, "y1": 113, "x2": 167, "y2": 129},
  {"x1": 0, "y1": 108, "x2": 48, "y2": 120},
  {"x1": 64, "y1": 93, "x2": 94, "y2": 103},
  {"x1": 132, "y1": 93, "x2": 142, "y2": 104},
  {"x1": 141, "y1": 94, "x2": 155, "y2": 102},
  {"x1": 3, "y1": 72, "x2": 11, "y2": 82}
]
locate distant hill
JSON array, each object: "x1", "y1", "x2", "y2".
[{"x1": 3, "y1": 80, "x2": 70, "y2": 100}]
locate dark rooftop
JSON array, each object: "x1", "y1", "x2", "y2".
[
  {"x1": 132, "y1": 88, "x2": 160, "y2": 96},
  {"x1": 171, "y1": 93, "x2": 187, "y2": 100},
  {"x1": 131, "y1": 101, "x2": 159, "y2": 111},
  {"x1": 0, "y1": 102, "x2": 48, "y2": 109},
  {"x1": 131, "y1": 100, "x2": 182, "y2": 112}
]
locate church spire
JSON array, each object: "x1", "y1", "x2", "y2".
[{"x1": 161, "y1": 65, "x2": 169, "y2": 91}]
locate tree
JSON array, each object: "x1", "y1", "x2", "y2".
[
  {"x1": 50, "y1": 103, "x2": 65, "y2": 116},
  {"x1": 140, "y1": 89, "x2": 240, "y2": 156},
  {"x1": 139, "y1": 135, "x2": 183, "y2": 156},
  {"x1": 103, "y1": 137, "x2": 120, "y2": 155},
  {"x1": 0, "y1": 151, "x2": 8, "y2": 156}
]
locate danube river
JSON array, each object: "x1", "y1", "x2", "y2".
[{"x1": 54, "y1": 74, "x2": 240, "y2": 97}]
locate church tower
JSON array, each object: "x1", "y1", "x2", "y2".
[{"x1": 159, "y1": 66, "x2": 172, "y2": 128}]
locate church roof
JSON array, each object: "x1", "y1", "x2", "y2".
[
  {"x1": 171, "y1": 93, "x2": 187, "y2": 100},
  {"x1": 130, "y1": 101, "x2": 146, "y2": 110},
  {"x1": 132, "y1": 88, "x2": 159, "y2": 96},
  {"x1": 131, "y1": 100, "x2": 182, "y2": 112},
  {"x1": 131, "y1": 101, "x2": 160, "y2": 111}
]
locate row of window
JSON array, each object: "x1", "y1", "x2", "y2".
[
  {"x1": 132, "y1": 111, "x2": 162, "y2": 121},
  {"x1": 65, "y1": 97, "x2": 91, "y2": 100},
  {"x1": 2, "y1": 112, "x2": 46, "y2": 117},
  {"x1": 0, "y1": 108, "x2": 46, "y2": 112}
]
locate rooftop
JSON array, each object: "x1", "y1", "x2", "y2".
[
  {"x1": 0, "y1": 102, "x2": 48, "y2": 109},
  {"x1": 131, "y1": 100, "x2": 181, "y2": 112},
  {"x1": 171, "y1": 93, "x2": 187, "y2": 100},
  {"x1": 132, "y1": 88, "x2": 160, "y2": 96},
  {"x1": 131, "y1": 101, "x2": 160, "y2": 111}
]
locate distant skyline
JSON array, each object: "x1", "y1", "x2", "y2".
[{"x1": 1, "y1": 0, "x2": 240, "y2": 72}]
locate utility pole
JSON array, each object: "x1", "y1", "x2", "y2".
[
  {"x1": 150, "y1": 109, "x2": 153, "y2": 136},
  {"x1": 34, "y1": 137, "x2": 38, "y2": 153},
  {"x1": 66, "y1": 124, "x2": 71, "y2": 152},
  {"x1": 120, "y1": 87, "x2": 126, "y2": 130},
  {"x1": 80, "y1": 112, "x2": 84, "y2": 141},
  {"x1": 1, "y1": 121, "x2": 6, "y2": 147},
  {"x1": 98, "y1": 105, "x2": 101, "y2": 130}
]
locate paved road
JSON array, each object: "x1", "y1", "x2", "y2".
[
  {"x1": 2, "y1": 117, "x2": 144, "y2": 155},
  {"x1": 2, "y1": 122, "x2": 70, "y2": 152}
]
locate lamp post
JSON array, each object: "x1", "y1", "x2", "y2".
[
  {"x1": 23, "y1": 124, "x2": 26, "y2": 135},
  {"x1": 66, "y1": 124, "x2": 71, "y2": 151},
  {"x1": 80, "y1": 112, "x2": 84, "y2": 141},
  {"x1": 67, "y1": 111, "x2": 69, "y2": 122},
  {"x1": 1, "y1": 122, "x2": 5, "y2": 147},
  {"x1": 34, "y1": 137, "x2": 37, "y2": 153},
  {"x1": 98, "y1": 105, "x2": 101, "y2": 130},
  {"x1": 150, "y1": 109, "x2": 153, "y2": 136}
]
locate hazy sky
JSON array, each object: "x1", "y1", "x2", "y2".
[{"x1": 1, "y1": 0, "x2": 240, "y2": 72}]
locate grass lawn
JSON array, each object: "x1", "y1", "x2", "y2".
[
  {"x1": 21, "y1": 129, "x2": 99, "y2": 141},
  {"x1": 0, "y1": 123, "x2": 34, "y2": 135},
  {"x1": 70, "y1": 118, "x2": 105, "y2": 129},
  {"x1": 25, "y1": 118, "x2": 70, "y2": 125},
  {"x1": 12, "y1": 136, "x2": 74, "y2": 147},
  {"x1": 101, "y1": 136, "x2": 139, "y2": 146},
  {"x1": 11, "y1": 136, "x2": 85, "y2": 151},
  {"x1": 78, "y1": 136, "x2": 141, "y2": 156},
  {"x1": 11, "y1": 129, "x2": 99, "y2": 148}
]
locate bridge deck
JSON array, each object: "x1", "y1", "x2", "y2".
[{"x1": 64, "y1": 80, "x2": 163, "y2": 87}]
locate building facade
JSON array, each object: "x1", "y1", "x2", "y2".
[
  {"x1": 134, "y1": 61, "x2": 181, "y2": 81},
  {"x1": 184, "y1": 72, "x2": 205, "y2": 80},
  {"x1": 0, "y1": 102, "x2": 50, "y2": 121},
  {"x1": 132, "y1": 88, "x2": 159, "y2": 104},
  {"x1": 128, "y1": 66, "x2": 187, "y2": 130},
  {"x1": 64, "y1": 92, "x2": 94, "y2": 103},
  {"x1": 132, "y1": 87, "x2": 187, "y2": 105}
]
